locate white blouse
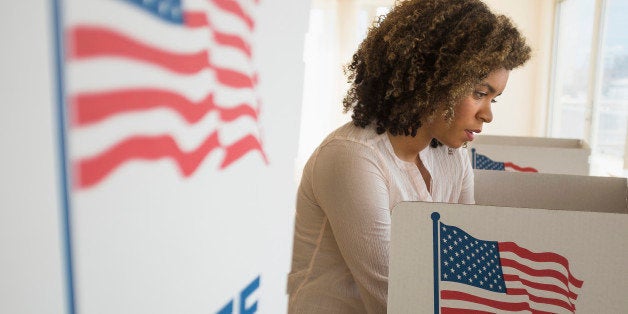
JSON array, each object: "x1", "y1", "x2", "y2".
[{"x1": 287, "y1": 122, "x2": 474, "y2": 314}]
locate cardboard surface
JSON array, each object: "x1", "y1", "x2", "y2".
[
  {"x1": 388, "y1": 202, "x2": 628, "y2": 313},
  {"x1": 469, "y1": 135, "x2": 591, "y2": 175},
  {"x1": 474, "y1": 169, "x2": 628, "y2": 213}
]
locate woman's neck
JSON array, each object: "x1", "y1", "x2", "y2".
[{"x1": 386, "y1": 130, "x2": 433, "y2": 163}]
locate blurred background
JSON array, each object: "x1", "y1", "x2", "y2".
[{"x1": 298, "y1": 0, "x2": 628, "y2": 177}]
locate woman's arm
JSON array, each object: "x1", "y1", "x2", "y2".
[{"x1": 311, "y1": 140, "x2": 390, "y2": 314}]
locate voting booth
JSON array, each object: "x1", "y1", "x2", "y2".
[
  {"x1": 388, "y1": 171, "x2": 628, "y2": 313},
  {"x1": 468, "y1": 135, "x2": 591, "y2": 175},
  {"x1": 1, "y1": 1, "x2": 309, "y2": 314}
]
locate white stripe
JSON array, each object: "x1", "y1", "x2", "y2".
[
  {"x1": 68, "y1": 60, "x2": 256, "y2": 106},
  {"x1": 67, "y1": 60, "x2": 215, "y2": 102},
  {"x1": 70, "y1": 108, "x2": 259, "y2": 158},
  {"x1": 442, "y1": 299, "x2": 529, "y2": 314}
]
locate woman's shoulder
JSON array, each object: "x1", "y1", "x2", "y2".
[{"x1": 322, "y1": 121, "x2": 384, "y2": 148}]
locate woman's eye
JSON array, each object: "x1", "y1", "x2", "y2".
[
  {"x1": 491, "y1": 98, "x2": 498, "y2": 103},
  {"x1": 473, "y1": 91, "x2": 487, "y2": 99}
]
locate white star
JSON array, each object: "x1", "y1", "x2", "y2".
[
  {"x1": 443, "y1": 249, "x2": 448, "y2": 254},
  {"x1": 444, "y1": 261, "x2": 449, "y2": 266}
]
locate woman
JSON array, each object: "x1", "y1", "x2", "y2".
[{"x1": 288, "y1": 0, "x2": 531, "y2": 313}]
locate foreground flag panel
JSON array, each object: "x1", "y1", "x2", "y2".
[
  {"x1": 471, "y1": 148, "x2": 538, "y2": 172},
  {"x1": 66, "y1": 0, "x2": 266, "y2": 189},
  {"x1": 438, "y1": 221, "x2": 583, "y2": 313}
]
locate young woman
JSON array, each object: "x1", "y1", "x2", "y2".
[{"x1": 288, "y1": 0, "x2": 531, "y2": 313}]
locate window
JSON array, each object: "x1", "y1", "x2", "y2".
[{"x1": 549, "y1": 0, "x2": 628, "y2": 176}]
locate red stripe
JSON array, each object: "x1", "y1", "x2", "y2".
[
  {"x1": 211, "y1": 0, "x2": 255, "y2": 30},
  {"x1": 220, "y1": 134, "x2": 267, "y2": 169},
  {"x1": 184, "y1": 11, "x2": 210, "y2": 27},
  {"x1": 69, "y1": 26, "x2": 255, "y2": 88},
  {"x1": 503, "y1": 162, "x2": 538, "y2": 172},
  {"x1": 70, "y1": 26, "x2": 209, "y2": 74},
  {"x1": 214, "y1": 30, "x2": 252, "y2": 57},
  {"x1": 71, "y1": 89, "x2": 258, "y2": 125},
  {"x1": 74, "y1": 132, "x2": 265, "y2": 188},
  {"x1": 506, "y1": 288, "x2": 575, "y2": 312},
  {"x1": 500, "y1": 242, "x2": 583, "y2": 288},
  {"x1": 210, "y1": 61, "x2": 256, "y2": 88},
  {"x1": 504, "y1": 274, "x2": 578, "y2": 301},
  {"x1": 441, "y1": 290, "x2": 553, "y2": 313}
]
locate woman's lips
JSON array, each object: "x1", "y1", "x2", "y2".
[{"x1": 465, "y1": 129, "x2": 480, "y2": 141}]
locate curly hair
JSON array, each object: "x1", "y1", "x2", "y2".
[{"x1": 343, "y1": 0, "x2": 531, "y2": 136}]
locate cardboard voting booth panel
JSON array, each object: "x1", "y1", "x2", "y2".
[
  {"x1": 474, "y1": 169, "x2": 628, "y2": 213},
  {"x1": 389, "y1": 173, "x2": 628, "y2": 313},
  {"x1": 11, "y1": 0, "x2": 310, "y2": 313},
  {"x1": 388, "y1": 203, "x2": 628, "y2": 313},
  {"x1": 469, "y1": 135, "x2": 591, "y2": 175}
]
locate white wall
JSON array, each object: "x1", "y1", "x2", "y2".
[{"x1": 483, "y1": 0, "x2": 555, "y2": 137}]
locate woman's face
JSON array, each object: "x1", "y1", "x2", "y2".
[{"x1": 427, "y1": 68, "x2": 510, "y2": 148}]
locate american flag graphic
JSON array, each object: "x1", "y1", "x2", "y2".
[
  {"x1": 471, "y1": 148, "x2": 538, "y2": 172},
  {"x1": 437, "y1": 220, "x2": 583, "y2": 313},
  {"x1": 65, "y1": 0, "x2": 265, "y2": 189}
]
